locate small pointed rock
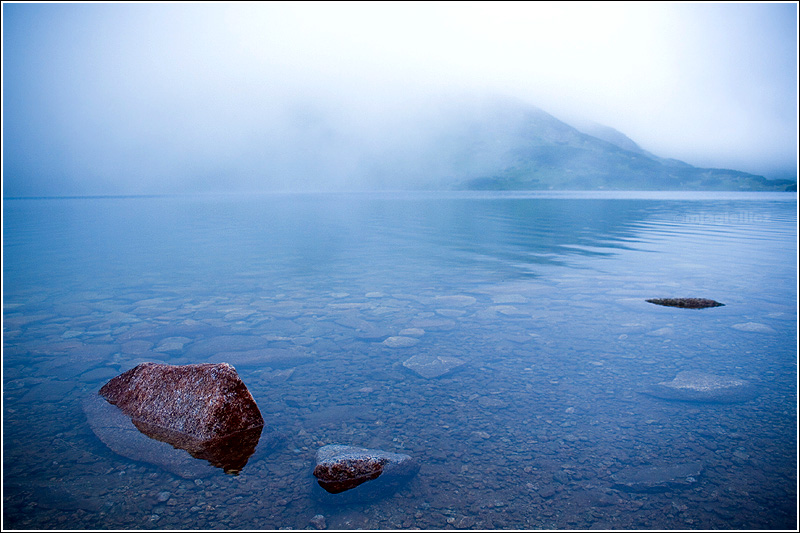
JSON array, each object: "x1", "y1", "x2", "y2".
[{"x1": 312, "y1": 445, "x2": 419, "y2": 503}]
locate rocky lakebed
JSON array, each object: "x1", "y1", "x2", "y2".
[{"x1": 3, "y1": 282, "x2": 796, "y2": 530}]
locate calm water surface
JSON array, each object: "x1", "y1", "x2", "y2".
[{"x1": 2, "y1": 191, "x2": 797, "y2": 530}]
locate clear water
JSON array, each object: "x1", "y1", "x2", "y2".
[{"x1": 2, "y1": 191, "x2": 797, "y2": 530}]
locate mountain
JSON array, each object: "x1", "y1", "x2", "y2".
[
  {"x1": 420, "y1": 98, "x2": 796, "y2": 192},
  {"x1": 567, "y1": 119, "x2": 691, "y2": 169}
]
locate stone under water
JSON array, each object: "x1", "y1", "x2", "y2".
[
  {"x1": 383, "y1": 336, "x2": 420, "y2": 348},
  {"x1": 207, "y1": 348, "x2": 314, "y2": 368},
  {"x1": 402, "y1": 355, "x2": 465, "y2": 379},
  {"x1": 96, "y1": 362, "x2": 264, "y2": 474},
  {"x1": 312, "y1": 445, "x2": 419, "y2": 504},
  {"x1": 731, "y1": 322, "x2": 777, "y2": 333},
  {"x1": 642, "y1": 370, "x2": 757, "y2": 403},
  {"x1": 611, "y1": 462, "x2": 703, "y2": 492},
  {"x1": 646, "y1": 298, "x2": 724, "y2": 309}
]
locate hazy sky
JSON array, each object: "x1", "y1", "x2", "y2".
[{"x1": 2, "y1": 1, "x2": 797, "y2": 196}]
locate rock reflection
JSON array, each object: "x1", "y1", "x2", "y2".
[
  {"x1": 130, "y1": 419, "x2": 262, "y2": 475},
  {"x1": 83, "y1": 394, "x2": 261, "y2": 478}
]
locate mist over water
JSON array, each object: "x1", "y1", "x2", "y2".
[{"x1": 2, "y1": 3, "x2": 797, "y2": 196}]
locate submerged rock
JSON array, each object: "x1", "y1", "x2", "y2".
[
  {"x1": 207, "y1": 348, "x2": 313, "y2": 368},
  {"x1": 731, "y1": 322, "x2": 776, "y2": 333},
  {"x1": 409, "y1": 318, "x2": 457, "y2": 331},
  {"x1": 402, "y1": 355, "x2": 465, "y2": 379},
  {"x1": 642, "y1": 370, "x2": 757, "y2": 403},
  {"x1": 383, "y1": 336, "x2": 419, "y2": 348},
  {"x1": 95, "y1": 362, "x2": 264, "y2": 474},
  {"x1": 646, "y1": 298, "x2": 724, "y2": 309},
  {"x1": 433, "y1": 295, "x2": 477, "y2": 307},
  {"x1": 309, "y1": 514, "x2": 327, "y2": 529},
  {"x1": 312, "y1": 445, "x2": 419, "y2": 504},
  {"x1": 153, "y1": 337, "x2": 191, "y2": 353},
  {"x1": 611, "y1": 462, "x2": 703, "y2": 492}
]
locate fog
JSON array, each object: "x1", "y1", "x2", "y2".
[{"x1": 2, "y1": 2, "x2": 797, "y2": 196}]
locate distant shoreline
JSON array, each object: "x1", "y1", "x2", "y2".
[{"x1": 3, "y1": 189, "x2": 797, "y2": 201}]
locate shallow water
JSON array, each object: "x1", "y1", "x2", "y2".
[{"x1": 2, "y1": 191, "x2": 797, "y2": 530}]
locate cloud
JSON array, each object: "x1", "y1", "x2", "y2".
[{"x1": 2, "y1": 2, "x2": 796, "y2": 195}]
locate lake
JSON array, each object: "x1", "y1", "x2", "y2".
[{"x1": 2, "y1": 191, "x2": 797, "y2": 530}]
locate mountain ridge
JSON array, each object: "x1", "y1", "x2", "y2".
[{"x1": 428, "y1": 98, "x2": 796, "y2": 192}]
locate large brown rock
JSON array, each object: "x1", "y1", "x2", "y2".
[
  {"x1": 100, "y1": 362, "x2": 264, "y2": 439},
  {"x1": 97, "y1": 362, "x2": 264, "y2": 474}
]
